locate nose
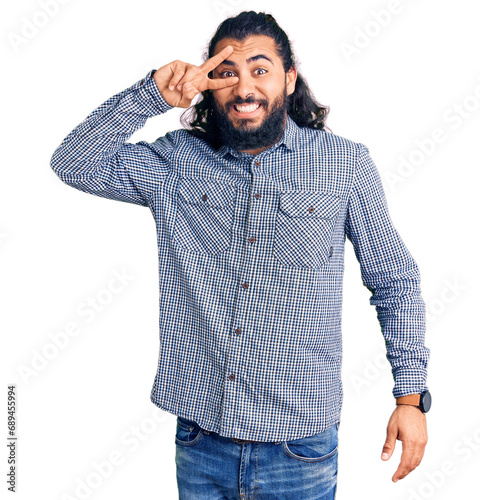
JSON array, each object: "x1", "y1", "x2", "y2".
[{"x1": 231, "y1": 73, "x2": 256, "y2": 101}]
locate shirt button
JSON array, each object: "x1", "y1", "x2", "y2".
[
  {"x1": 254, "y1": 193, "x2": 260, "y2": 199},
  {"x1": 249, "y1": 236, "x2": 256, "y2": 243},
  {"x1": 235, "y1": 328, "x2": 241, "y2": 335},
  {"x1": 201, "y1": 194, "x2": 208, "y2": 201},
  {"x1": 255, "y1": 161, "x2": 260, "y2": 166},
  {"x1": 242, "y1": 282, "x2": 249, "y2": 289},
  {"x1": 229, "y1": 374, "x2": 235, "y2": 380},
  {"x1": 329, "y1": 246, "x2": 334, "y2": 257},
  {"x1": 308, "y1": 206, "x2": 315, "y2": 213}
]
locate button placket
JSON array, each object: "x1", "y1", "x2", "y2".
[
  {"x1": 249, "y1": 159, "x2": 262, "y2": 246},
  {"x1": 221, "y1": 159, "x2": 265, "y2": 431}
]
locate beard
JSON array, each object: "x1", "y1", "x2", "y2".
[{"x1": 211, "y1": 85, "x2": 289, "y2": 152}]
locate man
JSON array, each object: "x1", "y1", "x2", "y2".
[{"x1": 51, "y1": 10, "x2": 431, "y2": 500}]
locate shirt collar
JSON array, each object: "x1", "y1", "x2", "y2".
[{"x1": 216, "y1": 114, "x2": 299, "y2": 159}]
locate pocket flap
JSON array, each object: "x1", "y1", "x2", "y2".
[
  {"x1": 279, "y1": 191, "x2": 341, "y2": 219},
  {"x1": 178, "y1": 177, "x2": 236, "y2": 209}
]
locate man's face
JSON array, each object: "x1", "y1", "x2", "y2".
[{"x1": 210, "y1": 35, "x2": 297, "y2": 153}]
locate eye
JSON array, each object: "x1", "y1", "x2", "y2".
[
  {"x1": 255, "y1": 68, "x2": 267, "y2": 75},
  {"x1": 219, "y1": 70, "x2": 236, "y2": 78}
]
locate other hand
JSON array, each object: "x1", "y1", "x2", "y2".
[{"x1": 381, "y1": 404, "x2": 428, "y2": 482}]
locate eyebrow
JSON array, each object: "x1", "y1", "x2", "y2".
[{"x1": 220, "y1": 54, "x2": 274, "y2": 67}]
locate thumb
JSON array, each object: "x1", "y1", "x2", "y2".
[{"x1": 382, "y1": 430, "x2": 396, "y2": 460}]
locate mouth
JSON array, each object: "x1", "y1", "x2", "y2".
[{"x1": 231, "y1": 102, "x2": 263, "y2": 118}]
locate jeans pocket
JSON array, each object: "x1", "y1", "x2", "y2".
[
  {"x1": 175, "y1": 416, "x2": 205, "y2": 447},
  {"x1": 282, "y1": 424, "x2": 338, "y2": 463}
]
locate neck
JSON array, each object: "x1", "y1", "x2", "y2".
[{"x1": 237, "y1": 145, "x2": 269, "y2": 155}]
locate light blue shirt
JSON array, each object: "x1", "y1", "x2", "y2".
[{"x1": 50, "y1": 69, "x2": 430, "y2": 442}]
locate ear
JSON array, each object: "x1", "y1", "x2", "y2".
[{"x1": 286, "y1": 66, "x2": 297, "y2": 96}]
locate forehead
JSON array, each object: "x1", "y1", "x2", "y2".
[{"x1": 213, "y1": 35, "x2": 280, "y2": 63}]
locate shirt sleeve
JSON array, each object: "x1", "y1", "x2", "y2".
[
  {"x1": 345, "y1": 143, "x2": 430, "y2": 399},
  {"x1": 50, "y1": 69, "x2": 175, "y2": 207}
]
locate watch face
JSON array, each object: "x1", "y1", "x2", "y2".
[{"x1": 421, "y1": 391, "x2": 432, "y2": 412}]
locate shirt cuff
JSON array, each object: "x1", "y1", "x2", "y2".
[
  {"x1": 392, "y1": 376, "x2": 429, "y2": 399},
  {"x1": 135, "y1": 69, "x2": 174, "y2": 116}
]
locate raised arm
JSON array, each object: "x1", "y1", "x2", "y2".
[
  {"x1": 50, "y1": 45, "x2": 239, "y2": 206},
  {"x1": 50, "y1": 69, "x2": 178, "y2": 207}
]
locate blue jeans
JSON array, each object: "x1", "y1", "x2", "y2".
[{"x1": 175, "y1": 416, "x2": 339, "y2": 499}]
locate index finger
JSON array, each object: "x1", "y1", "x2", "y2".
[{"x1": 199, "y1": 45, "x2": 234, "y2": 74}]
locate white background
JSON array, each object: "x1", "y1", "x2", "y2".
[{"x1": 2, "y1": 0, "x2": 479, "y2": 499}]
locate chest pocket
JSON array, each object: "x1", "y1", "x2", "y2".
[
  {"x1": 173, "y1": 177, "x2": 237, "y2": 255},
  {"x1": 273, "y1": 190, "x2": 341, "y2": 269}
]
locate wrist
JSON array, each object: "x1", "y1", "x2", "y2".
[
  {"x1": 395, "y1": 403, "x2": 424, "y2": 414},
  {"x1": 395, "y1": 390, "x2": 432, "y2": 414}
]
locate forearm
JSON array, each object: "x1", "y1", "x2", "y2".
[{"x1": 367, "y1": 263, "x2": 430, "y2": 398}]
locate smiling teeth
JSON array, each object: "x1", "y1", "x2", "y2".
[{"x1": 234, "y1": 103, "x2": 260, "y2": 113}]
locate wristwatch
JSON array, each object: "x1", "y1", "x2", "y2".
[{"x1": 396, "y1": 390, "x2": 432, "y2": 413}]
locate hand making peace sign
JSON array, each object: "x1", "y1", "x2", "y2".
[{"x1": 153, "y1": 45, "x2": 239, "y2": 108}]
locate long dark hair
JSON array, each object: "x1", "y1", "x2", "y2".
[{"x1": 180, "y1": 11, "x2": 331, "y2": 149}]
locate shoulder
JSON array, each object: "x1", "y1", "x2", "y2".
[{"x1": 299, "y1": 127, "x2": 366, "y2": 158}]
